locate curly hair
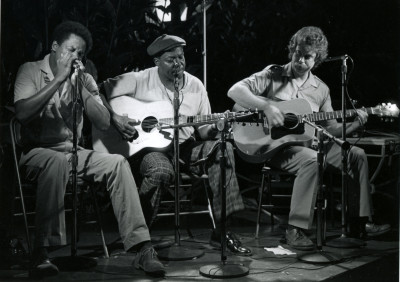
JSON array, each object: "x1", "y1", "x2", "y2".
[
  {"x1": 52, "y1": 21, "x2": 93, "y2": 54},
  {"x1": 288, "y1": 26, "x2": 328, "y2": 68}
]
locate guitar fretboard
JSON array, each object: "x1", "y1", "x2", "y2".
[
  {"x1": 301, "y1": 107, "x2": 375, "y2": 122},
  {"x1": 159, "y1": 112, "x2": 244, "y2": 125}
]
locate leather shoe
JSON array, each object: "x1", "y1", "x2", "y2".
[
  {"x1": 210, "y1": 231, "x2": 252, "y2": 256},
  {"x1": 285, "y1": 228, "x2": 314, "y2": 251},
  {"x1": 365, "y1": 222, "x2": 391, "y2": 237},
  {"x1": 133, "y1": 247, "x2": 165, "y2": 277},
  {"x1": 29, "y1": 248, "x2": 59, "y2": 279}
]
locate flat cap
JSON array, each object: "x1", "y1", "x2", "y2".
[{"x1": 147, "y1": 34, "x2": 186, "y2": 56}]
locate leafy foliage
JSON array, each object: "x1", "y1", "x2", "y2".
[{"x1": 1, "y1": 0, "x2": 399, "y2": 114}]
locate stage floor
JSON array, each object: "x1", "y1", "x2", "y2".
[{"x1": 0, "y1": 207, "x2": 398, "y2": 282}]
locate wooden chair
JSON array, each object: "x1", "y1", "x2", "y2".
[
  {"x1": 157, "y1": 171, "x2": 216, "y2": 236},
  {"x1": 9, "y1": 116, "x2": 109, "y2": 258},
  {"x1": 255, "y1": 166, "x2": 295, "y2": 239},
  {"x1": 255, "y1": 165, "x2": 329, "y2": 242}
]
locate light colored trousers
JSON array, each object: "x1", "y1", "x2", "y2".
[
  {"x1": 269, "y1": 142, "x2": 372, "y2": 230},
  {"x1": 20, "y1": 146, "x2": 150, "y2": 251}
]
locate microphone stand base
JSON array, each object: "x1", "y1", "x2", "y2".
[
  {"x1": 199, "y1": 263, "x2": 249, "y2": 279},
  {"x1": 325, "y1": 235, "x2": 366, "y2": 248},
  {"x1": 157, "y1": 244, "x2": 204, "y2": 261},
  {"x1": 152, "y1": 239, "x2": 175, "y2": 250},
  {"x1": 298, "y1": 250, "x2": 342, "y2": 264},
  {"x1": 52, "y1": 255, "x2": 97, "y2": 271}
]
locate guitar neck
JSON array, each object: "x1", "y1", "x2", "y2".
[
  {"x1": 159, "y1": 112, "x2": 238, "y2": 125},
  {"x1": 303, "y1": 107, "x2": 375, "y2": 122}
]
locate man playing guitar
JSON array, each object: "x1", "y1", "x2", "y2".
[
  {"x1": 227, "y1": 26, "x2": 391, "y2": 250},
  {"x1": 95, "y1": 34, "x2": 252, "y2": 256}
]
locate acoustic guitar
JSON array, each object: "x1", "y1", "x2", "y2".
[
  {"x1": 232, "y1": 98, "x2": 399, "y2": 163},
  {"x1": 92, "y1": 95, "x2": 254, "y2": 158}
]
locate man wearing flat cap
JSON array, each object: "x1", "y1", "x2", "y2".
[{"x1": 97, "y1": 34, "x2": 252, "y2": 256}]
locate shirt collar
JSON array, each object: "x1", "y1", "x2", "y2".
[
  {"x1": 282, "y1": 62, "x2": 318, "y2": 88},
  {"x1": 39, "y1": 54, "x2": 54, "y2": 82}
]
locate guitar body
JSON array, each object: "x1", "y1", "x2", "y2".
[
  {"x1": 232, "y1": 99, "x2": 315, "y2": 163},
  {"x1": 232, "y1": 98, "x2": 399, "y2": 163},
  {"x1": 92, "y1": 96, "x2": 174, "y2": 158}
]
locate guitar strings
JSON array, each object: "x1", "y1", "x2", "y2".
[{"x1": 138, "y1": 112, "x2": 254, "y2": 129}]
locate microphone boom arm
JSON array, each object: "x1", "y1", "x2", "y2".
[{"x1": 302, "y1": 118, "x2": 350, "y2": 150}]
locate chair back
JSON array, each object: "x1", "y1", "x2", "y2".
[
  {"x1": 9, "y1": 116, "x2": 33, "y2": 256},
  {"x1": 9, "y1": 116, "x2": 23, "y2": 148}
]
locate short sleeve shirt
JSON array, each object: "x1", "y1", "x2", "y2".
[
  {"x1": 102, "y1": 67, "x2": 211, "y2": 143},
  {"x1": 240, "y1": 63, "x2": 335, "y2": 127},
  {"x1": 14, "y1": 54, "x2": 102, "y2": 150}
]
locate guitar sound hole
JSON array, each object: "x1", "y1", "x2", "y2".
[
  {"x1": 142, "y1": 116, "x2": 159, "y2": 133},
  {"x1": 283, "y1": 113, "x2": 299, "y2": 129}
]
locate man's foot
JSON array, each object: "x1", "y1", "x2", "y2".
[
  {"x1": 210, "y1": 231, "x2": 252, "y2": 256},
  {"x1": 365, "y1": 222, "x2": 391, "y2": 237},
  {"x1": 29, "y1": 248, "x2": 59, "y2": 279},
  {"x1": 133, "y1": 247, "x2": 165, "y2": 277},
  {"x1": 285, "y1": 228, "x2": 314, "y2": 251}
]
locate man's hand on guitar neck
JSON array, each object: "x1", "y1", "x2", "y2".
[
  {"x1": 355, "y1": 109, "x2": 368, "y2": 127},
  {"x1": 112, "y1": 113, "x2": 141, "y2": 141},
  {"x1": 263, "y1": 101, "x2": 285, "y2": 127}
]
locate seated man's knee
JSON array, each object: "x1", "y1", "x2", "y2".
[
  {"x1": 105, "y1": 153, "x2": 127, "y2": 167},
  {"x1": 48, "y1": 151, "x2": 69, "y2": 167},
  {"x1": 25, "y1": 151, "x2": 68, "y2": 188},
  {"x1": 140, "y1": 152, "x2": 174, "y2": 186},
  {"x1": 41, "y1": 152, "x2": 68, "y2": 177},
  {"x1": 349, "y1": 146, "x2": 367, "y2": 162},
  {"x1": 148, "y1": 167, "x2": 174, "y2": 186},
  {"x1": 303, "y1": 153, "x2": 317, "y2": 166}
]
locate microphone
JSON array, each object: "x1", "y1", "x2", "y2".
[
  {"x1": 172, "y1": 63, "x2": 180, "y2": 77},
  {"x1": 324, "y1": 54, "x2": 348, "y2": 62},
  {"x1": 73, "y1": 64, "x2": 80, "y2": 72},
  {"x1": 72, "y1": 60, "x2": 85, "y2": 72}
]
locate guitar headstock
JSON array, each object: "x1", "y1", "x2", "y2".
[
  {"x1": 371, "y1": 103, "x2": 399, "y2": 123},
  {"x1": 373, "y1": 103, "x2": 399, "y2": 119}
]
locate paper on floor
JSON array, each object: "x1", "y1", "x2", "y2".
[{"x1": 264, "y1": 245, "x2": 296, "y2": 256}]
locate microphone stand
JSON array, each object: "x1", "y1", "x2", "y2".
[
  {"x1": 157, "y1": 73, "x2": 204, "y2": 261},
  {"x1": 298, "y1": 121, "x2": 342, "y2": 264},
  {"x1": 202, "y1": 0, "x2": 207, "y2": 89},
  {"x1": 199, "y1": 118, "x2": 249, "y2": 278},
  {"x1": 325, "y1": 56, "x2": 365, "y2": 248},
  {"x1": 52, "y1": 68, "x2": 97, "y2": 270}
]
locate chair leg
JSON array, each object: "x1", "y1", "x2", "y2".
[
  {"x1": 10, "y1": 132, "x2": 32, "y2": 257},
  {"x1": 89, "y1": 186, "x2": 109, "y2": 258},
  {"x1": 255, "y1": 173, "x2": 266, "y2": 239},
  {"x1": 266, "y1": 173, "x2": 274, "y2": 226},
  {"x1": 322, "y1": 185, "x2": 327, "y2": 244},
  {"x1": 203, "y1": 180, "x2": 216, "y2": 229},
  {"x1": 15, "y1": 179, "x2": 32, "y2": 257}
]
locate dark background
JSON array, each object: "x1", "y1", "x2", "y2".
[{"x1": 1, "y1": 0, "x2": 399, "y2": 120}]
